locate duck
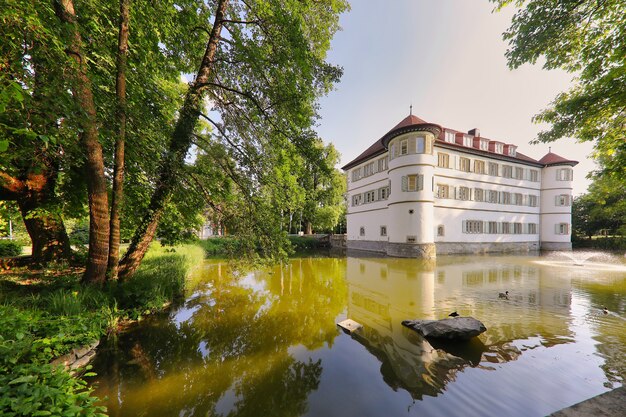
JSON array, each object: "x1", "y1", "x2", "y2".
[
  {"x1": 499, "y1": 291, "x2": 509, "y2": 299},
  {"x1": 602, "y1": 306, "x2": 609, "y2": 315},
  {"x1": 448, "y1": 311, "x2": 459, "y2": 317}
]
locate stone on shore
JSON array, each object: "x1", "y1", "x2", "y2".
[{"x1": 402, "y1": 317, "x2": 487, "y2": 340}]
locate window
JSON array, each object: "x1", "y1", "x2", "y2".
[
  {"x1": 352, "y1": 194, "x2": 362, "y2": 206},
  {"x1": 463, "y1": 135, "x2": 473, "y2": 147},
  {"x1": 556, "y1": 223, "x2": 569, "y2": 235},
  {"x1": 480, "y1": 139, "x2": 489, "y2": 151},
  {"x1": 514, "y1": 167, "x2": 524, "y2": 179},
  {"x1": 474, "y1": 188, "x2": 484, "y2": 202},
  {"x1": 557, "y1": 168, "x2": 573, "y2": 181},
  {"x1": 437, "y1": 184, "x2": 450, "y2": 199},
  {"x1": 530, "y1": 170, "x2": 539, "y2": 182},
  {"x1": 437, "y1": 225, "x2": 445, "y2": 237},
  {"x1": 363, "y1": 161, "x2": 375, "y2": 177},
  {"x1": 502, "y1": 165, "x2": 513, "y2": 178},
  {"x1": 458, "y1": 186, "x2": 470, "y2": 201},
  {"x1": 556, "y1": 194, "x2": 571, "y2": 206},
  {"x1": 359, "y1": 227, "x2": 365, "y2": 236},
  {"x1": 352, "y1": 168, "x2": 362, "y2": 182},
  {"x1": 501, "y1": 192, "x2": 511, "y2": 205},
  {"x1": 529, "y1": 195, "x2": 538, "y2": 207},
  {"x1": 365, "y1": 190, "x2": 376, "y2": 203},
  {"x1": 488, "y1": 221, "x2": 498, "y2": 234},
  {"x1": 528, "y1": 223, "x2": 537, "y2": 234},
  {"x1": 400, "y1": 140, "x2": 408, "y2": 155},
  {"x1": 460, "y1": 157, "x2": 471, "y2": 172},
  {"x1": 489, "y1": 162, "x2": 499, "y2": 176},
  {"x1": 445, "y1": 131, "x2": 456, "y2": 143},
  {"x1": 438, "y1": 153, "x2": 450, "y2": 168},
  {"x1": 494, "y1": 143, "x2": 504, "y2": 154},
  {"x1": 513, "y1": 223, "x2": 523, "y2": 234},
  {"x1": 416, "y1": 137, "x2": 425, "y2": 153},
  {"x1": 488, "y1": 190, "x2": 499, "y2": 203},
  {"x1": 502, "y1": 222, "x2": 511, "y2": 234},
  {"x1": 474, "y1": 160, "x2": 485, "y2": 174},
  {"x1": 508, "y1": 147, "x2": 517, "y2": 157},
  {"x1": 379, "y1": 186, "x2": 389, "y2": 200},
  {"x1": 402, "y1": 174, "x2": 423, "y2": 192},
  {"x1": 377, "y1": 157, "x2": 388, "y2": 172},
  {"x1": 514, "y1": 193, "x2": 523, "y2": 206},
  {"x1": 464, "y1": 220, "x2": 483, "y2": 234},
  {"x1": 380, "y1": 226, "x2": 387, "y2": 237}
]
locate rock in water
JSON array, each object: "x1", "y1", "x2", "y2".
[{"x1": 402, "y1": 317, "x2": 487, "y2": 340}]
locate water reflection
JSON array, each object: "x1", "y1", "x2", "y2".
[
  {"x1": 92, "y1": 258, "x2": 348, "y2": 417},
  {"x1": 91, "y1": 255, "x2": 626, "y2": 417}
]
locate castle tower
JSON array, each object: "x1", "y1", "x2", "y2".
[
  {"x1": 538, "y1": 151, "x2": 578, "y2": 251},
  {"x1": 383, "y1": 115, "x2": 441, "y2": 258}
]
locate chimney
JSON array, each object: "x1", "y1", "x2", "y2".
[{"x1": 468, "y1": 128, "x2": 480, "y2": 137}]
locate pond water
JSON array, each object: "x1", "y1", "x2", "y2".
[{"x1": 90, "y1": 253, "x2": 626, "y2": 417}]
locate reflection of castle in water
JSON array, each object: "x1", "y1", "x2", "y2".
[{"x1": 345, "y1": 256, "x2": 574, "y2": 399}]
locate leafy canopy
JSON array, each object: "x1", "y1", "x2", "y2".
[{"x1": 493, "y1": 0, "x2": 626, "y2": 178}]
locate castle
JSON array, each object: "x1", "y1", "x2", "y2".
[{"x1": 342, "y1": 114, "x2": 577, "y2": 258}]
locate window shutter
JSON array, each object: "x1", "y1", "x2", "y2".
[
  {"x1": 401, "y1": 176, "x2": 407, "y2": 192},
  {"x1": 453, "y1": 186, "x2": 457, "y2": 200},
  {"x1": 555, "y1": 224, "x2": 559, "y2": 234},
  {"x1": 409, "y1": 137, "x2": 416, "y2": 154},
  {"x1": 418, "y1": 175, "x2": 424, "y2": 191},
  {"x1": 462, "y1": 220, "x2": 467, "y2": 233}
]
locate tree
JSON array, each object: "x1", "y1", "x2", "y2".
[
  {"x1": 493, "y1": 0, "x2": 626, "y2": 177},
  {"x1": 299, "y1": 141, "x2": 346, "y2": 235},
  {"x1": 118, "y1": 0, "x2": 348, "y2": 278},
  {"x1": 107, "y1": 0, "x2": 130, "y2": 280},
  {"x1": 54, "y1": 0, "x2": 111, "y2": 283},
  {"x1": 572, "y1": 175, "x2": 626, "y2": 238}
]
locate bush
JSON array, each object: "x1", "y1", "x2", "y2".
[
  {"x1": 0, "y1": 240, "x2": 22, "y2": 257},
  {"x1": 0, "y1": 242, "x2": 205, "y2": 416},
  {"x1": 288, "y1": 236, "x2": 329, "y2": 252}
]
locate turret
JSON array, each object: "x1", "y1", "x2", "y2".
[
  {"x1": 382, "y1": 115, "x2": 441, "y2": 258},
  {"x1": 538, "y1": 151, "x2": 578, "y2": 251}
]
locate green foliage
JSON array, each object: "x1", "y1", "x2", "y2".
[
  {"x1": 0, "y1": 240, "x2": 22, "y2": 257},
  {"x1": 288, "y1": 236, "x2": 329, "y2": 252},
  {"x1": 0, "y1": 243, "x2": 205, "y2": 416},
  {"x1": 572, "y1": 175, "x2": 626, "y2": 242},
  {"x1": 0, "y1": 363, "x2": 106, "y2": 417},
  {"x1": 494, "y1": 0, "x2": 626, "y2": 178}
]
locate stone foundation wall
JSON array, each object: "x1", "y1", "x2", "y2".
[
  {"x1": 540, "y1": 241, "x2": 573, "y2": 251},
  {"x1": 436, "y1": 241, "x2": 539, "y2": 255},
  {"x1": 346, "y1": 239, "x2": 571, "y2": 257},
  {"x1": 346, "y1": 240, "x2": 386, "y2": 253},
  {"x1": 387, "y1": 242, "x2": 436, "y2": 259}
]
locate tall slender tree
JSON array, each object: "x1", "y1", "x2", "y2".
[
  {"x1": 54, "y1": 0, "x2": 110, "y2": 284},
  {"x1": 107, "y1": 0, "x2": 130, "y2": 280}
]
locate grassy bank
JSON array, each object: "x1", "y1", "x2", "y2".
[
  {"x1": 0, "y1": 243, "x2": 205, "y2": 417},
  {"x1": 198, "y1": 235, "x2": 330, "y2": 257}
]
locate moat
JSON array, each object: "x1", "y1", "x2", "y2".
[{"x1": 90, "y1": 253, "x2": 626, "y2": 417}]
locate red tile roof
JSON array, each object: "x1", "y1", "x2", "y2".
[
  {"x1": 538, "y1": 152, "x2": 579, "y2": 166},
  {"x1": 341, "y1": 114, "x2": 573, "y2": 170}
]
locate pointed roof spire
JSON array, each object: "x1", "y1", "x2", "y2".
[{"x1": 410, "y1": 104, "x2": 413, "y2": 115}]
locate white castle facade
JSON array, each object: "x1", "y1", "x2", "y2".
[{"x1": 342, "y1": 114, "x2": 578, "y2": 258}]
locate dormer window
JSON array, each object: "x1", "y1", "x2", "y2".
[
  {"x1": 480, "y1": 139, "x2": 489, "y2": 151},
  {"x1": 463, "y1": 135, "x2": 473, "y2": 147},
  {"x1": 495, "y1": 143, "x2": 503, "y2": 154},
  {"x1": 508, "y1": 146, "x2": 517, "y2": 157},
  {"x1": 444, "y1": 131, "x2": 455, "y2": 143}
]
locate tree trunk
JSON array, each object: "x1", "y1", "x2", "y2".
[
  {"x1": 107, "y1": 0, "x2": 130, "y2": 280},
  {"x1": 54, "y1": 0, "x2": 110, "y2": 284},
  {"x1": 305, "y1": 221, "x2": 313, "y2": 235},
  {"x1": 1, "y1": 171, "x2": 72, "y2": 264},
  {"x1": 117, "y1": 0, "x2": 229, "y2": 280}
]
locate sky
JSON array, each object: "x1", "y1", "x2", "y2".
[{"x1": 316, "y1": 0, "x2": 595, "y2": 196}]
